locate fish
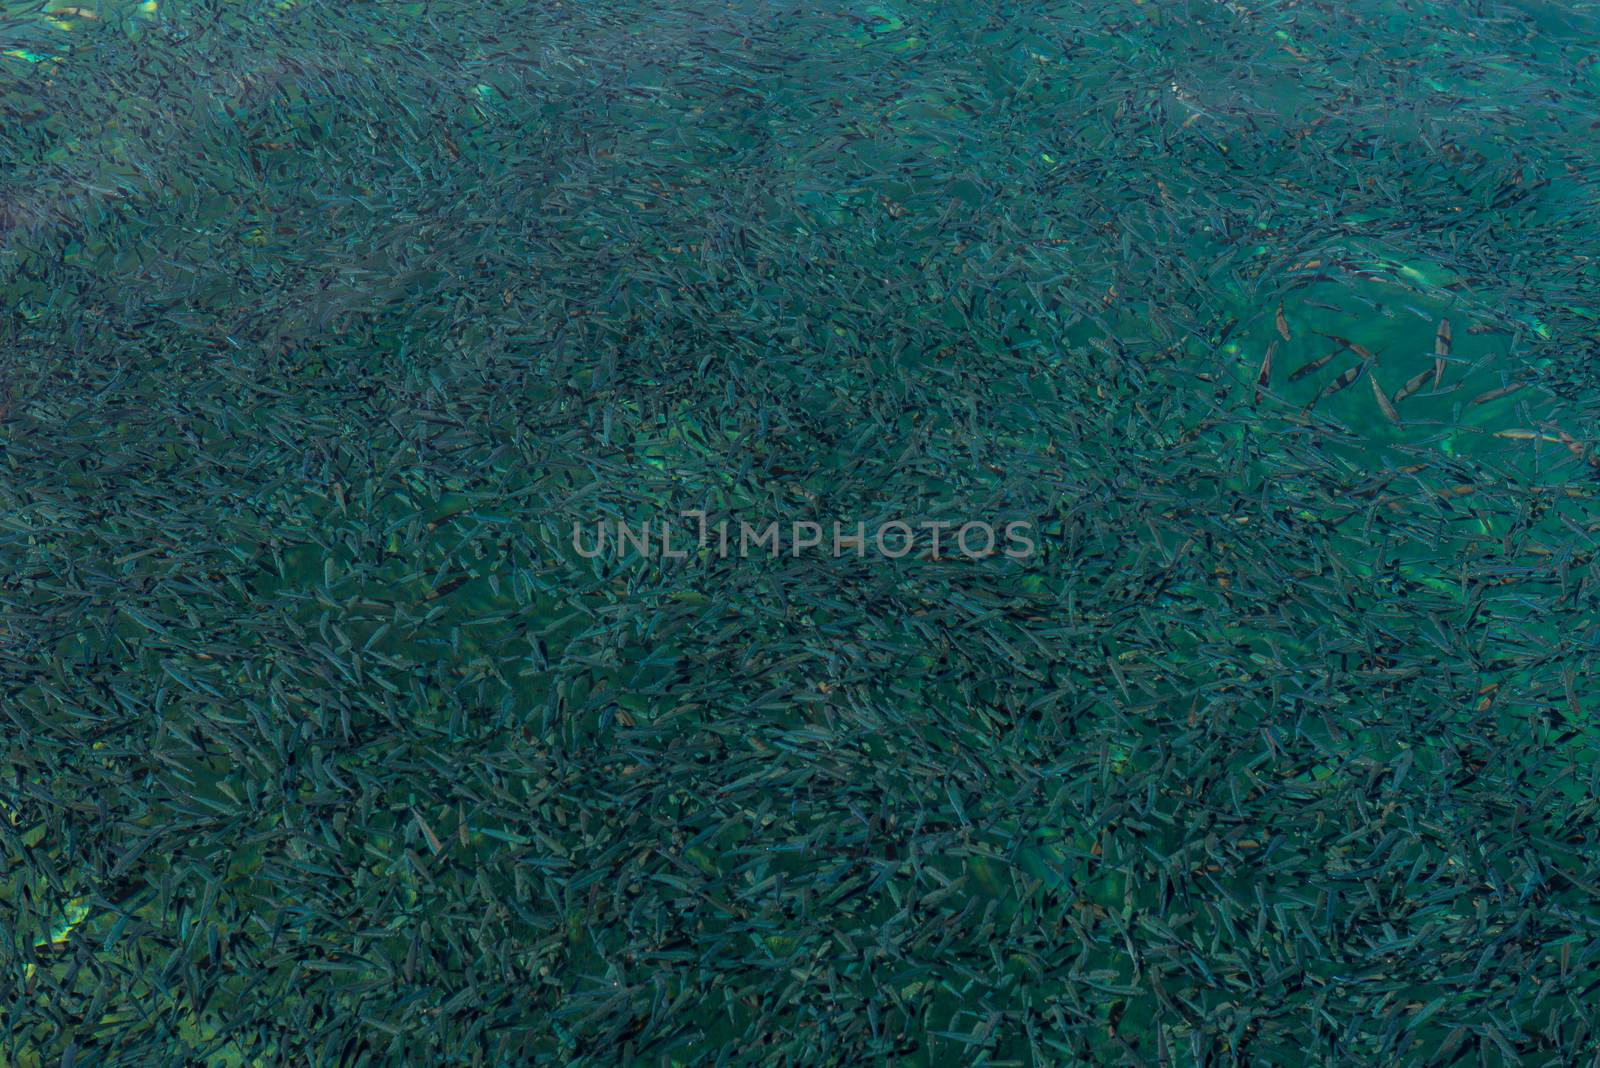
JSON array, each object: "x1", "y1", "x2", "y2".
[
  {"x1": 1288, "y1": 349, "x2": 1338, "y2": 382},
  {"x1": 1433, "y1": 319, "x2": 1451, "y2": 389},
  {"x1": 1254, "y1": 340, "x2": 1276, "y2": 404},
  {"x1": 412, "y1": 808, "x2": 443, "y2": 855},
  {"x1": 1275, "y1": 304, "x2": 1290, "y2": 341},
  {"x1": 425, "y1": 572, "x2": 471, "y2": 601},
  {"x1": 1316, "y1": 332, "x2": 1376, "y2": 361},
  {"x1": 1471, "y1": 383, "x2": 1525, "y2": 406},
  {"x1": 1393, "y1": 368, "x2": 1434, "y2": 403},
  {"x1": 1493, "y1": 429, "x2": 1567, "y2": 444},
  {"x1": 1305, "y1": 361, "x2": 1368, "y2": 411},
  {"x1": 1369, "y1": 371, "x2": 1400, "y2": 424}
]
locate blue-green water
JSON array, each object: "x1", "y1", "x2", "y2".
[{"x1": 3, "y1": 0, "x2": 1600, "y2": 1064}]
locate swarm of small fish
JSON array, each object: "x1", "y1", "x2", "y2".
[{"x1": 2, "y1": 0, "x2": 1600, "y2": 1066}]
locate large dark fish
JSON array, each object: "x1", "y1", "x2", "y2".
[
  {"x1": 1305, "y1": 361, "x2": 1368, "y2": 412},
  {"x1": 1255, "y1": 340, "x2": 1276, "y2": 404},
  {"x1": 1433, "y1": 319, "x2": 1451, "y2": 389},
  {"x1": 1471, "y1": 383, "x2": 1525, "y2": 406},
  {"x1": 1394, "y1": 368, "x2": 1433, "y2": 404},
  {"x1": 1316, "y1": 332, "x2": 1376, "y2": 361},
  {"x1": 1370, "y1": 371, "x2": 1400, "y2": 423},
  {"x1": 1289, "y1": 349, "x2": 1338, "y2": 382}
]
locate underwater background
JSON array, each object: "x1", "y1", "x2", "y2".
[{"x1": 3, "y1": 0, "x2": 1600, "y2": 1063}]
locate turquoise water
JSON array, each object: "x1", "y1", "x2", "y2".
[{"x1": 3, "y1": 0, "x2": 1600, "y2": 1064}]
